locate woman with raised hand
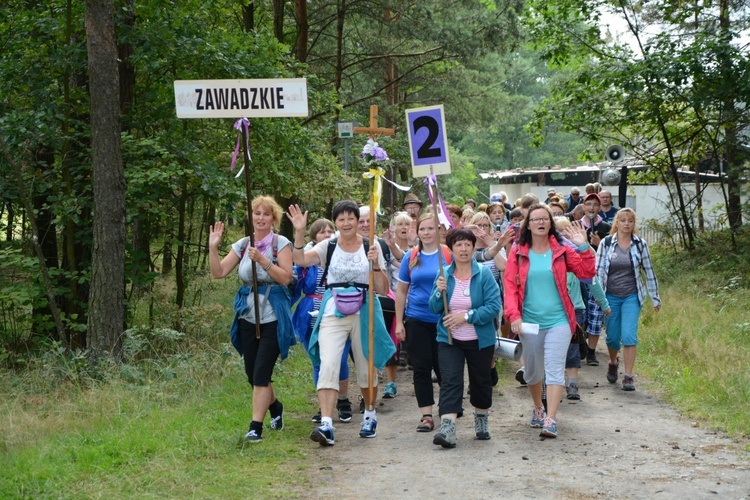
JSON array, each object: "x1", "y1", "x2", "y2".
[
  {"x1": 504, "y1": 203, "x2": 595, "y2": 438},
  {"x1": 395, "y1": 213, "x2": 452, "y2": 434},
  {"x1": 208, "y1": 195, "x2": 295, "y2": 444},
  {"x1": 596, "y1": 208, "x2": 661, "y2": 391},
  {"x1": 288, "y1": 201, "x2": 394, "y2": 447},
  {"x1": 429, "y1": 228, "x2": 501, "y2": 448},
  {"x1": 291, "y1": 218, "x2": 354, "y2": 424}
]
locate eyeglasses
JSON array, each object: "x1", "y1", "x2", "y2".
[
  {"x1": 404, "y1": 206, "x2": 420, "y2": 212},
  {"x1": 529, "y1": 217, "x2": 550, "y2": 224},
  {"x1": 477, "y1": 223, "x2": 491, "y2": 229}
]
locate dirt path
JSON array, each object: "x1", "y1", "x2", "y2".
[{"x1": 301, "y1": 350, "x2": 750, "y2": 499}]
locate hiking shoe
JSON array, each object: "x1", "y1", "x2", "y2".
[
  {"x1": 433, "y1": 418, "x2": 457, "y2": 448},
  {"x1": 270, "y1": 402, "x2": 284, "y2": 431},
  {"x1": 359, "y1": 417, "x2": 377, "y2": 438},
  {"x1": 310, "y1": 425, "x2": 335, "y2": 446},
  {"x1": 566, "y1": 382, "x2": 580, "y2": 400},
  {"x1": 515, "y1": 367, "x2": 527, "y2": 385},
  {"x1": 311, "y1": 410, "x2": 322, "y2": 423},
  {"x1": 337, "y1": 398, "x2": 353, "y2": 423},
  {"x1": 382, "y1": 382, "x2": 398, "y2": 399},
  {"x1": 540, "y1": 417, "x2": 557, "y2": 438},
  {"x1": 530, "y1": 406, "x2": 546, "y2": 428},
  {"x1": 607, "y1": 361, "x2": 619, "y2": 384},
  {"x1": 244, "y1": 429, "x2": 262, "y2": 443},
  {"x1": 586, "y1": 350, "x2": 599, "y2": 366},
  {"x1": 358, "y1": 396, "x2": 365, "y2": 414},
  {"x1": 622, "y1": 375, "x2": 636, "y2": 391},
  {"x1": 474, "y1": 412, "x2": 490, "y2": 440}
]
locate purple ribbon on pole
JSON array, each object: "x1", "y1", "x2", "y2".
[
  {"x1": 423, "y1": 174, "x2": 455, "y2": 229},
  {"x1": 230, "y1": 117, "x2": 250, "y2": 171}
]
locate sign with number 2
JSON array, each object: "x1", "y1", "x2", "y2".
[{"x1": 405, "y1": 105, "x2": 451, "y2": 177}]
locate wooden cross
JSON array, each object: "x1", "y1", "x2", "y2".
[{"x1": 353, "y1": 105, "x2": 395, "y2": 138}]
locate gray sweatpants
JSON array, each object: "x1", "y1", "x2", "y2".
[{"x1": 519, "y1": 324, "x2": 571, "y2": 386}]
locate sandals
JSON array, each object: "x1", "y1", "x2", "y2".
[{"x1": 416, "y1": 415, "x2": 434, "y2": 432}]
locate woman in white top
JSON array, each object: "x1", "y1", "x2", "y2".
[
  {"x1": 288, "y1": 200, "x2": 393, "y2": 447},
  {"x1": 208, "y1": 195, "x2": 294, "y2": 444}
]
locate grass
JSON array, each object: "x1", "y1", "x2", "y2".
[
  {"x1": 0, "y1": 272, "x2": 321, "y2": 498},
  {"x1": 637, "y1": 226, "x2": 750, "y2": 442},
  {"x1": 1, "y1": 225, "x2": 749, "y2": 497}
]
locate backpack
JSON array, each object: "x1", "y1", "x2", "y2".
[
  {"x1": 319, "y1": 237, "x2": 370, "y2": 289},
  {"x1": 602, "y1": 235, "x2": 643, "y2": 259},
  {"x1": 407, "y1": 244, "x2": 453, "y2": 278}
]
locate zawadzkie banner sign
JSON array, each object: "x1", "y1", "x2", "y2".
[{"x1": 174, "y1": 78, "x2": 308, "y2": 119}]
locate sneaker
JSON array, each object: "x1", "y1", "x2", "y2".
[
  {"x1": 515, "y1": 367, "x2": 527, "y2": 385},
  {"x1": 586, "y1": 350, "x2": 599, "y2": 366},
  {"x1": 358, "y1": 396, "x2": 365, "y2": 414},
  {"x1": 359, "y1": 417, "x2": 377, "y2": 438},
  {"x1": 566, "y1": 382, "x2": 580, "y2": 400},
  {"x1": 540, "y1": 417, "x2": 557, "y2": 438},
  {"x1": 382, "y1": 382, "x2": 398, "y2": 399},
  {"x1": 244, "y1": 429, "x2": 262, "y2": 443},
  {"x1": 337, "y1": 398, "x2": 353, "y2": 423},
  {"x1": 310, "y1": 425, "x2": 335, "y2": 446},
  {"x1": 474, "y1": 412, "x2": 490, "y2": 440},
  {"x1": 433, "y1": 418, "x2": 457, "y2": 448},
  {"x1": 607, "y1": 361, "x2": 619, "y2": 384},
  {"x1": 530, "y1": 406, "x2": 546, "y2": 428},
  {"x1": 311, "y1": 410, "x2": 322, "y2": 423},
  {"x1": 270, "y1": 402, "x2": 284, "y2": 430},
  {"x1": 622, "y1": 375, "x2": 636, "y2": 391}
]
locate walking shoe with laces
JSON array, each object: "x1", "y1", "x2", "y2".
[
  {"x1": 540, "y1": 417, "x2": 557, "y2": 438},
  {"x1": 269, "y1": 402, "x2": 284, "y2": 430},
  {"x1": 382, "y1": 382, "x2": 398, "y2": 399},
  {"x1": 310, "y1": 425, "x2": 335, "y2": 446},
  {"x1": 359, "y1": 417, "x2": 378, "y2": 438},
  {"x1": 311, "y1": 410, "x2": 322, "y2": 423},
  {"x1": 622, "y1": 375, "x2": 636, "y2": 391},
  {"x1": 515, "y1": 367, "x2": 527, "y2": 385},
  {"x1": 530, "y1": 406, "x2": 546, "y2": 428},
  {"x1": 244, "y1": 429, "x2": 262, "y2": 443},
  {"x1": 433, "y1": 417, "x2": 457, "y2": 448},
  {"x1": 607, "y1": 360, "x2": 619, "y2": 384},
  {"x1": 586, "y1": 350, "x2": 599, "y2": 366},
  {"x1": 566, "y1": 382, "x2": 580, "y2": 400},
  {"x1": 336, "y1": 398, "x2": 353, "y2": 422},
  {"x1": 474, "y1": 412, "x2": 490, "y2": 440}
]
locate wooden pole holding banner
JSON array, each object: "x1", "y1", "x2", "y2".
[
  {"x1": 367, "y1": 194, "x2": 377, "y2": 410},
  {"x1": 241, "y1": 120, "x2": 262, "y2": 339},
  {"x1": 429, "y1": 165, "x2": 452, "y2": 345}
]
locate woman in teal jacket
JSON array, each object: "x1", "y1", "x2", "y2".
[{"x1": 428, "y1": 228, "x2": 501, "y2": 448}]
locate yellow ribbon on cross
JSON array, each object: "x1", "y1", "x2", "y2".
[{"x1": 362, "y1": 166, "x2": 386, "y2": 214}]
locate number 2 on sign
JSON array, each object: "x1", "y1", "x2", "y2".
[{"x1": 413, "y1": 116, "x2": 441, "y2": 159}]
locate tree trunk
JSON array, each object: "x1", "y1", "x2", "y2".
[
  {"x1": 294, "y1": 0, "x2": 308, "y2": 62},
  {"x1": 85, "y1": 0, "x2": 126, "y2": 362},
  {"x1": 242, "y1": 1, "x2": 254, "y2": 32},
  {"x1": 175, "y1": 183, "x2": 187, "y2": 311},
  {"x1": 273, "y1": 0, "x2": 284, "y2": 43}
]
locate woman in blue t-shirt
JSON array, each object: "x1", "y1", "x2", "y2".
[{"x1": 395, "y1": 213, "x2": 452, "y2": 433}]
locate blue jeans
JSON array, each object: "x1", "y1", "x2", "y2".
[{"x1": 604, "y1": 293, "x2": 642, "y2": 350}]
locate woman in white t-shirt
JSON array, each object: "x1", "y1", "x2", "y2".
[
  {"x1": 288, "y1": 200, "x2": 393, "y2": 447},
  {"x1": 208, "y1": 195, "x2": 294, "y2": 444}
]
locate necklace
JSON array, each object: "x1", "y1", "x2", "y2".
[{"x1": 455, "y1": 271, "x2": 471, "y2": 296}]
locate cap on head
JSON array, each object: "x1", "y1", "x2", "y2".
[
  {"x1": 402, "y1": 193, "x2": 423, "y2": 208},
  {"x1": 547, "y1": 188, "x2": 556, "y2": 195},
  {"x1": 490, "y1": 193, "x2": 503, "y2": 203},
  {"x1": 583, "y1": 193, "x2": 601, "y2": 204}
]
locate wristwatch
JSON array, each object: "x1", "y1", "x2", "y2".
[{"x1": 463, "y1": 312, "x2": 469, "y2": 322}]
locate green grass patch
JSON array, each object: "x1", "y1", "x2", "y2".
[{"x1": 638, "y1": 226, "x2": 750, "y2": 442}]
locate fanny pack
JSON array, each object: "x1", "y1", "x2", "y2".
[{"x1": 331, "y1": 286, "x2": 366, "y2": 316}]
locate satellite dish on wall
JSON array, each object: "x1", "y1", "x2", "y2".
[
  {"x1": 602, "y1": 167, "x2": 622, "y2": 186},
  {"x1": 605, "y1": 145, "x2": 625, "y2": 163}
]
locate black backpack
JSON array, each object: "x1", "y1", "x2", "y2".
[{"x1": 319, "y1": 237, "x2": 370, "y2": 289}]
